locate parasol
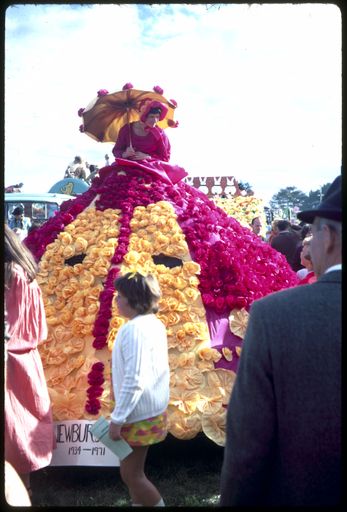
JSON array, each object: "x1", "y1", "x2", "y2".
[{"x1": 78, "y1": 83, "x2": 178, "y2": 144}]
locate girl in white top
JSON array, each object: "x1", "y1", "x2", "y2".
[{"x1": 109, "y1": 272, "x2": 169, "y2": 507}]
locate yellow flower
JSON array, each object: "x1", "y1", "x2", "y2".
[
  {"x1": 177, "y1": 352, "x2": 196, "y2": 368},
  {"x1": 169, "y1": 389, "x2": 200, "y2": 414},
  {"x1": 63, "y1": 245, "x2": 75, "y2": 259},
  {"x1": 222, "y1": 347, "x2": 233, "y2": 361},
  {"x1": 80, "y1": 273, "x2": 95, "y2": 288},
  {"x1": 173, "y1": 276, "x2": 187, "y2": 290},
  {"x1": 61, "y1": 283, "x2": 77, "y2": 299},
  {"x1": 60, "y1": 310, "x2": 73, "y2": 324},
  {"x1": 59, "y1": 232, "x2": 73, "y2": 245},
  {"x1": 123, "y1": 250, "x2": 141, "y2": 265},
  {"x1": 183, "y1": 261, "x2": 200, "y2": 276},
  {"x1": 72, "y1": 263, "x2": 84, "y2": 275},
  {"x1": 110, "y1": 316, "x2": 125, "y2": 329},
  {"x1": 168, "y1": 352, "x2": 179, "y2": 369},
  {"x1": 197, "y1": 347, "x2": 222, "y2": 363},
  {"x1": 235, "y1": 346, "x2": 242, "y2": 357},
  {"x1": 201, "y1": 408, "x2": 226, "y2": 446},
  {"x1": 228, "y1": 308, "x2": 249, "y2": 339},
  {"x1": 167, "y1": 408, "x2": 202, "y2": 440},
  {"x1": 184, "y1": 287, "x2": 200, "y2": 301}
]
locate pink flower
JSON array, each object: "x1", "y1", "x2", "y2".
[
  {"x1": 97, "y1": 89, "x2": 109, "y2": 97},
  {"x1": 77, "y1": 107, "x2": 85, "y2": 117},
  {"x1": 167, "y1": 119, "x2": 179, "y2": 128},
  {"x1": 92, "y1": 362, "x2": 104, "y2": 372},
  {"x1": 122, "y1": 83, "x2": 134, "y2": 90},
  {"x1": 87, "y1": 371, "x2": 104, "y2": 386},
  {"x1": 153, "y1": 85, "x2": 164, "y2": 94},
  {"x1": 79, "y1": 124, "x2": 85, "y2": 133},
  {"x1": 169, "y1": 99, "x2": 178, "y2": 107},
  {"x1": 85, "y1": 399, "x2": 101, "y2": 415},
  {"x1": 87, "y1": 386, "x2": 104, "y2": 398}
]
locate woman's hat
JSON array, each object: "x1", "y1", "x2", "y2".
[
  {"x1": 297, "y1": 174, "x2": 341, "y2": 224},
  {"x1": 139, "y1": 100, "x2": 168, "y2": 123}
]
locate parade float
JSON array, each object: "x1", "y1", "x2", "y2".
[
  {"x1": 24, "y1": 83, "x2": 298, "y2": 465},
  {"x1": 213, "y1": 195, "x2": 267, "y2": 238}
]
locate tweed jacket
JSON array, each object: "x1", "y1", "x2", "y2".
[{"x1": 220, "y1": 270, "x2": 341, "y2": 506}]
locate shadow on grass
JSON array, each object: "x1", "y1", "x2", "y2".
[{"x1": 30, "y1": 433, "x2": 224, "y2": 507}]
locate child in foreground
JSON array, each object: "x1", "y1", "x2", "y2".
[{"x1": 109, "y1": 272, "x2": 170, "y2": 507}]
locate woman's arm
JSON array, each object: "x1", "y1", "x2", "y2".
[{"x1": 113, "y1": 124, "x2": 132, "y2": 158}]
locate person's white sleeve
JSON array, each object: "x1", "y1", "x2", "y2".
[{"x1": 111, "y1": 324, "x2": 147, "y2": 424}]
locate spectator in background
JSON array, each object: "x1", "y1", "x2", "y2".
[
  {"x1": 64, "y1": 155, "x2": 88, "y2": 179},
  {"x1": 4, "y1": 225, "x2": 54, "y2": 497},
  {"x1": 220, "y1": 175, "x2": 341, "y2": 506},
  {"x1": 300, "y1": 223, "x2": 312, "y2": 240},
  {"x1": 5, "y1": 182, "x2": 24, "y2": 193},
  {"x1": 8, "y1": 206, "x2": 31, "y2": 238},
  {"x1": 267, "y1": 219, "x2": 279, "y2": 245},
  {"x1": 296, "y1": 236, "x2": 317, "y2": 285},
  {"x1": 86, "y1": 164, "x2": 99, "y2": 184},
  {"x1": 74, "y1": 166, "x2": 87, "y2": 181},
  {"x1": 270, "y1": 219, "x2": 302, "y2": 271},
  {"x1": 250, "y1": 217, "x2": 264, "y2": 240}
]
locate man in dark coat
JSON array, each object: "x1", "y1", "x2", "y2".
[
  {"x1": 220, "y1": 175, "x2": 341, "y2": 507},
  {"x1": 270, "y1": 219, "x2": 302, "y2": 270}
]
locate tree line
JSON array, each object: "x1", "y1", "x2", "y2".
[{"x1": 269, "y1": 182, "x2": 331, "y2": 211}]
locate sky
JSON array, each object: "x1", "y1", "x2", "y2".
[{"x1": 4, "y1": 3, "x2": 342, "y2": 205}]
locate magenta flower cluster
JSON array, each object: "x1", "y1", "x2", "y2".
[
  {"x1": 85, "y1": 362, "x2": 105, "y2": 415},
  {"x1": 97, "y1": 89, "x2": 109, "y2": 97}
]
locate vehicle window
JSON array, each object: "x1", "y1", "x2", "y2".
[
  {"x1": 6, "y1": 202, "x2": 28, "y2": 220},
  {"x1": 47, "y1": 203, "x2": 59, "y2": 218},
  {"x1": 32, "y1": 202, "x2": 47, "y2": 219}
]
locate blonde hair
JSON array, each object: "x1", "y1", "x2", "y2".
[
  {"x1": 114, "y1": 272, "x2": 161, "y2": 315},
  {"x1": 4, "y1": 224, "x2": 37, "y2": 289}
]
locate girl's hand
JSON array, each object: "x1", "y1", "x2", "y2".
[{"x1": 109, "y1": 422, "x2": 123, "y2": 441}]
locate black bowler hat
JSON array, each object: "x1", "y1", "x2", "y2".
[{"x1": 297, "y1": 174, "x2": 341, "y2": 224}]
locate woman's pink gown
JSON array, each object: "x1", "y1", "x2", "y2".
[
  {"x1": 111, "y1": 122, "x2": 187, "y2": 184},
  {"x1": 5, "y1": 263, "x2": 54, "y2": 473}
]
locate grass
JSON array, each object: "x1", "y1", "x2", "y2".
[{"x1": 30, "y1": 433, "x2": 224, "y2": 507}]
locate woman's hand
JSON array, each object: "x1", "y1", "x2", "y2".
[
  {"x1": 132, "y1": 151, "x2": 150, "y2": 160},
  {"x1": 109, "y1": 422, "x2": 123, "y2": 441}
]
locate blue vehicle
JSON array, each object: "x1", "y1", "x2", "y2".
[
  {"x1": 48, "y1": 177, "x2": 89, "y2": 196},
  {"x1": 5, "y1": 192, "x2": 74, "y2": 227}
]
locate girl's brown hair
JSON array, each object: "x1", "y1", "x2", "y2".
[
  {"x1": 114, "y1": 272, "x2": 161, "y2": 315},
  {"x1": 4, "y1": 224, "x2": 38, "y2": 289}
]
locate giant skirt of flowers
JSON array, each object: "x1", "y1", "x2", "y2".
[{"x1": 25, "y1": 164, "x2": 298, "y2": 446}]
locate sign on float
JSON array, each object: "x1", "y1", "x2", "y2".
[{"x1": 50, "y1": 420, "x2": 120, "y2": 466}]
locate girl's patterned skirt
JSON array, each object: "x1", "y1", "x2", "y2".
[{"x1": 120, "y1": 411, "x2": 168, "y2": 447}]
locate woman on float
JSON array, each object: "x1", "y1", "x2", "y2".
[{"x1": 100, "y1": 99, "x2": 186, "y2": 185}]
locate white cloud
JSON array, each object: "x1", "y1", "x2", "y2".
[{"x1": 5, "y1": 3, "x2": 341, "y2": 205}]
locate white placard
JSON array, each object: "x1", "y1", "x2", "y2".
[{"x1": 50, "y1": 420, "x2": 120, "y2": 466}]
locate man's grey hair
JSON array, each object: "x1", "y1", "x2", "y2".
[{"x1": 315, "y1": 217, "x2": 342, "y2": 237}]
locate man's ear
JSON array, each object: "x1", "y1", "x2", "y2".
[{"x1": 322, "y1": 224, "x2": 337, "y2": 253}]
